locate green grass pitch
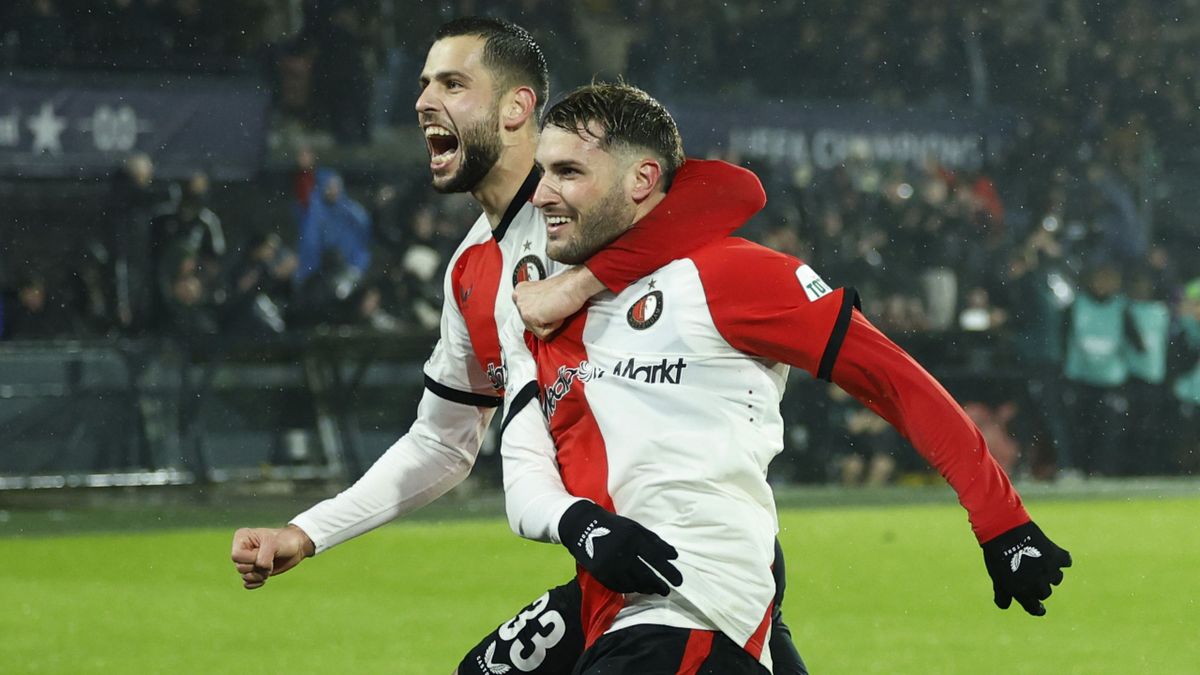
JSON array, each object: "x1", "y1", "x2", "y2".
[{"x1": 2, "y1": 495, "x2": 1197, "y2": 674}]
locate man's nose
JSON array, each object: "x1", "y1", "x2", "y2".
[
  {"x1": 415, "y1": 86, "x2": 436, "y2": 114},
  {"x1": 532, "y1": 178, "x2": 558, "y2": 208}
]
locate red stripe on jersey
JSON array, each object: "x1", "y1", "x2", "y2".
[
  {"x1": 531, "y1": 312, "x2": 623, "y2": 647},
  {"x1": 743, "y1": 600, "x2": 773, "y2": 660},
  {"x1": 676, "y1": 630, "x2": 715, "y2": 675},
  {"x1": 451, "y1": 240, "x2": 505, "y2": 394}
]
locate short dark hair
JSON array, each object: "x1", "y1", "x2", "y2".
[
  {"x1": 543, "y1": 82, "x2": 684, "y2": 188},
  {"x1": 434, "y1": 17, "x2": 549, "y2": 119}
]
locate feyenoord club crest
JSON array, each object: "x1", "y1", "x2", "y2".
[
  {"x1": 627, "y1": 290, "x2": 663, "y2": 330},
  {"x1": 512, "y1": 255, "x2": 547, "y2": 285}
]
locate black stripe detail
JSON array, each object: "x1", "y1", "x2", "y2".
[
  {"x1": 492, "y1": 168, "x2": 542, "y2": 243},
  {"x1": 817, "y1": 287, "x2": 860, "y2": 382},
  {"x1": 424, "y1": 375, "x2": 502, "y2": 408},
  {"x1": 500, "y1": 381, "x2": 540, "y2": 435}
]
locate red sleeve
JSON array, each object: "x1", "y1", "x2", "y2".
[
  {"x1": 695, "y1": 240, "x2": 1029, "y2": 543},
  {"x1": 830, "y1": 312, "x2": 1030, "y2": 542},
  {"x1": 696, "y1": 239, "x2": 846, "y2": 378},
  {"x1": 584, "y1": 158, "x2": 766, "y2": 293}
]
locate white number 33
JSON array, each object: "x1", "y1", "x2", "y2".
[{"x1": 494, "y1": 592, "x2": 567, "y2": 672}]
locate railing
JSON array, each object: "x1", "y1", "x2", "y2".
[{"x1": 0, "y1": 330, "x2": 437, "y2": 489}]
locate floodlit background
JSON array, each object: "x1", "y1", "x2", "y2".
[{"x1": 1, "y1": 2, "x2": 1198, "y2": 673}]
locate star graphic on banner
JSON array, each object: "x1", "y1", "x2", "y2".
[
  {"x1": 27, "y1": 102, "x2": 67, "y2": 155},
  {"x1": 523, "y1": 240, "x2": 532, "y2": 251},
  {"x1": 647, "y1": 279, "x2": 657, "y2": 290}
]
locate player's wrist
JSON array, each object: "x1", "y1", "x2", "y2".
[
  {"x1": 556, "y1": 499, "x2": 602, "y2": 554},
  {"x1": 568, "y1": 267, "x2": 606, "y2": 304},
  {"x1": 286, "y1": 523, "x2": 316, "y2": 558}
]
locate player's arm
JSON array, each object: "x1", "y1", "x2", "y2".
[
  {"x1": 697, "y1": 240, "x2": 1071, "y2": 615},
  {"x1": 496, "y1": 312, "x2": 583, "y2": 542},
  {"x1": 232, "y1": 247, "x2": 498, "y2": 588},
  {"x1": 497, "y1": 314, "x2": 682, "y2": 596},
  {"x1": 516, "y1": 159, "x2": 765, "y2": 337},
  {"x1": 829, "y1": 310, "x2": 1071, "y2": 616}
]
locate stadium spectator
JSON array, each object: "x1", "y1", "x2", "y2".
[
  {"x1": 151, "y1": 170, "x2": 228, "y2": 305},
  {"x1": 1000, "y1": 228, "x2": 1075, "y2": 477},
  {"x1": 295, "y1": 168, "x2": 372, "y2": 284},
  {"x1": 1064, "y1": 264, "x2": 1135, "y2": 476},
  {"x1": 157, "y1": 242, "x2": 218, "y2": 336},
  {"x1": 1123, "y1": 268, "x2": 1172, "y2": 475},
  {"x1": 101, "y1": 153, "x2": 169, "y2": 333},
  {"x1": 1170, "y1": 279, "x2": 1200, "y2": 473},
  {"x1": 826, "y1": 384, "x2": 898, "y2": 487},
  {"x1": 0, "y1": 271, "x2": 74, "y2": 339},
  {"x1": 223, "y1": 232, "x2": 295, "y2": 337}
]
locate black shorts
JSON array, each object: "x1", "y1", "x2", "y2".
[
  {"x1": 572, "y1": 624, "x2": 770, "y2": 675},
  {"x1": 458, "y1": 540, "x2": 806, "y2": 675},
  {"x1": 457, "y1": 579, "x2": 585, "y2": 675}
]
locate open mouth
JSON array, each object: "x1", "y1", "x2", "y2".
[{"x1": 424, "y1": 124, "x2": 460, "y2": 170}]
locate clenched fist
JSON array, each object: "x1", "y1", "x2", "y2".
[{"x1": 230, "y1": 525, "x2": 315, "y2": 590}]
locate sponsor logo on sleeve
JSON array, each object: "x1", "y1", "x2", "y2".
[{"x1": 795, "y1": 264, "x2": 832, "y2": 301}]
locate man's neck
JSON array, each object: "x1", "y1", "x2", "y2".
[
  {"x1": 629, "y1": 190, "x2": 668, "y2": 228},
  {"x1": 472, "y1": 141, "x2": 537, "y2": 228}
]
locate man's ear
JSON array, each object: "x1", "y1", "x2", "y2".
[
  {"x1": 503, "y1": 86, "x2": 538, "y2": 132},
  {"x1": 628, "y1": 158, "x2": 663, "y2": 202}
]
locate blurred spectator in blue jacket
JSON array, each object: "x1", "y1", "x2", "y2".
[{"x1": 296, "y1": 168, "x2": 372, "y2": 284}]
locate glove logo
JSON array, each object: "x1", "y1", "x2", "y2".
[
  {"x1": 584, "y1": 526, "x2": 610, "y2": 558},
  {"x1": 1009, "y1": 545, "x2": 1042, "y2": 572},
  {"x1": 479, "y1": 641, "x2": 511, "y2": 674}
]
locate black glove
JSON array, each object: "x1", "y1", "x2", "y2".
[
  {"x1": 981, "y1": 521, "x2": 1072, "y2": 616},
  {"x1": 557, "y1": 500, "x2": 683, "y2": 596}
]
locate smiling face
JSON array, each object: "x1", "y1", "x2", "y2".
[
  {"x1": 416, "y1": 35, "x2": 503, "y2": 194},
  {"x1": 533, "y1": 125, "x2": 638, "y2": 265}
]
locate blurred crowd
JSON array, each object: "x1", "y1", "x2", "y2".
[
  {"x1": 4, "y1": 0, "x2": 1197, "y2": 162},
  {"x1": 2, "y1": 0, "x2": 1199, "y2": 478},
  {"x1": 0, "y1": 151, "x2": 466, "y2": 341}
]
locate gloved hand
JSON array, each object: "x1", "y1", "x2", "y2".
[
  {"x1": 981, "y1": 521, "x2": 1072, "y2": 616},
  {"x1": 558, "y1": 500, "x2": 683, "y2": 596}
]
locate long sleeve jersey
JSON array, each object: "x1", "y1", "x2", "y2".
[{"x1": 499, "y1": 238, "x2": 1029, "y2": 668}]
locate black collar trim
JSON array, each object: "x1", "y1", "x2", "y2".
[{"x1": 492, "y1": 168, "x2": 541, "y2": 243}]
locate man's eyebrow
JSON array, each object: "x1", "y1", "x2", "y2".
[
  {"x1": 419, "y1": 70, "x2": 473, "y2": 86},
  {"x1": 546, "y1": 159, "x2": 585, "y2": 172}
]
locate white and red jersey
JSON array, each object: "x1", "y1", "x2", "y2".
[
  {"x1": 290, "y1": 162, "x2": 767, "y2": 554},
  {"x1": 423, "y1": 170, "x2": 553, "y2": 403},
  {"x1": 500, "y1": 238, "x2": 1031, "y2": 666}
]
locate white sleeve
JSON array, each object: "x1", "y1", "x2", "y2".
[
  {"x1": 290, "y1": 388, "x2": 494, "y2": 553},
  {"x1": 498, "y1": 312, "x2": 583, "y2": 544},
  {"x1": 290, "y1": 254, "x2": 500, "y2": 553}
]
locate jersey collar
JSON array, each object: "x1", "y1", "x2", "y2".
[{"x1": 492, "y1": 167, "x2": 541, "y2": 243}]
